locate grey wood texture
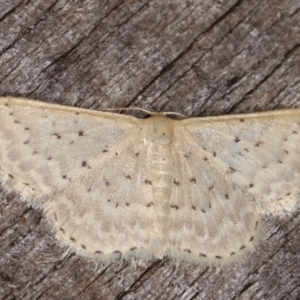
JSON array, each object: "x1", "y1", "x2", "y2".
[{"x1": 0, "y1": 0, "x2": 300, "y2": 299}]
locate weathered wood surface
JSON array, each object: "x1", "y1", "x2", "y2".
[{"x1": 0, "y1": 0, "x2": 300, "y2": 299}]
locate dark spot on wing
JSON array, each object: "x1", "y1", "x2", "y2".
[
  {"x1": 240, "y1": 245, "x2": 245, "y2": 250},
  {"x1": 215, "y1": 256, "x2": 222, "y2": 259},
  {"x1": 59, "y1": 227, "x2": 65, "y2": 233},
  {"x1": 81, "y1": 244, "x2": 86, "y2": 250},
  {"x1": 62, "y1": 175, "x2": 67, "y2": 179},
  {"x1": 184, "y1": 152, "x2": 191, "y2": 159},
  {"x1": 249, "y1": 236, "x2": 254, "y2": 242},
  {"x1": 94, "y1": 250, "x2": 103, "y2": 254},
  {"x1": 130, "y1": 247, "x2": 137, "y2": 251},
  {"x1": 82, "y1": 161, "x2": 91, "y2": 168},
  {"x1": 199, "y1": 253, "x2": 207, "y2": 257},
  {"x1": 47, "y1": 156, "x2": 52, "y2": 160},
  {"x1": 174, "y1": 180, "x2": 180, "y2": 186},
  {"x1": 255, "y1": 141, "x2": 263, "y2": 147},
  {"x1": 53, "y1": 133, "x2": 61, "y2": 139},
  {"x1": 228, "y1": 167, "x2": 236, "y2": 173},
  {"x1": 113, "y1": 250, "x2": 121, "y2": 259},
  {"x1": 14, "y1": 120, "x2": 20, "y2": 124},
  {"x1": 78, "y1": 131, "x2": 84, "y2": 136},
  {"x1": 125, "y1": 175, "x2": 132, "y2": 180},
  {"x1": 225, "y1": 194, "x2": 229, "y2": 199},
  {"x1": 184, "y1": 249, "x2": 191, "y2": 253},
  {"x1": 145, "y1": 179, "x2": 152, "y2": 185},
  {"x1": 126, "y1": 202, "x2": 130, "y2": 206},
  {"x1": 190, "y1": 177, "x2": 196, "y2": 183},
  {"x1": 170, "y1": 204, "x2": 179, "y2": 210},
  {"x1": 235, "y1": 137, "x2": 241, "y2": 143},
  {"x1": 8, "y1": 174, "x2": 14, "y2": 179},
  {"x1": 23, "y1": 140, "x2": 29, "y2": 144},
  {"x1": 70, "y1": 237, "x2": 76, "y2": 242}
]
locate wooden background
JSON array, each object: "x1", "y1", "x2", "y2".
[{"x1": 1, "y1": 0, "x2": 300, "y2": 299}]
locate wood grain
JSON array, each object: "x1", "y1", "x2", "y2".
[{"x1": 0, "y1": 0, "x2": 300, "y2": 299}]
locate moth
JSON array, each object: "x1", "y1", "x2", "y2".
[{"x1": 0, "y1": 97, "x2": 299, "y2": 265}]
